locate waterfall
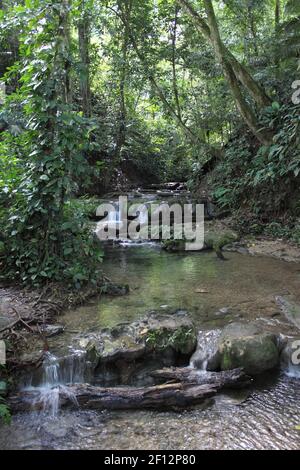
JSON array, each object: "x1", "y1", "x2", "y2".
[
  {"x1": 285, "y1": 364, "x2": 300, "y2": 379},
  {"x1": 25, "y1": 351, "x2": 88, "y2": 417},
  {"x1": 281, "y1": 340, "x2": 300, "y2": 379},
  {"x1": 190, "y1": 329, "x2": 222, "y2": 371}
]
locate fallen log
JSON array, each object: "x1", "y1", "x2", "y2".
[
  {"x1": 9, "y1": 382, "x2": 216, "y2": 412},
  {"x1": 151, "y1": 367, "x2": 252, "y2": 389}
]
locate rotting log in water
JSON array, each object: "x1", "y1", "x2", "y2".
[
  {"x1": 9, "y1": 383, "x2": 216, "y2": 412},
  {"x1": 151, "y1": 367, "x2": 252, "y2": 389}
]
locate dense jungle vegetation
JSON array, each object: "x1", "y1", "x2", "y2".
[{"x1": 0, "y1": 0, "x2": 299, "y2": 288}]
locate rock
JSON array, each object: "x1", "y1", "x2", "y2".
[
  {"x1": 191, "y1": 323, "x2": 282, "y2": 376},
  {"x1": 162, "y1": 239, "x2": 186, "y2": 252},
  {"x1": 215, "y1": 307, "x2": 230, "y2": 317},
  {"x1": 102, "y1": 283, "x2": 130, "y2": 296},
  {"x1": 275, "y1": 296, "x2": 300, "y2": 330},
  {"x1": 41, "y1": 324, "x2": 65, "y2": 337},
  {"x1": 218, "y1": 322, "x2": 280, "y2": 375},
  {"x1": 76, "y1": 312, "x2": 197, "y2": 385},
  {"x1": 19, "y1": 350, "x2": 44, "y2": 366},
  {"x1": 204, "y1": 229, "x2": 238, "y2": 251},
  {"x1": 140, "y1": 312, "x2": 197, "y2": 356},
  {"x1": 161, "y1": 222, "x2": 239, "y2": 254}
]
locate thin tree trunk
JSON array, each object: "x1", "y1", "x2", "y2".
[
  {"x1": 108, "y1": 2, "x2": 221, "y2": 157},
  {"x1": 126, "y1": 22, "x2": 198, "y2": 143},
  {"x1": 171, "y1": 5, "x2": 182, "y2": 121},
  {"x1": 177, "y1": 0, "x2": 271, "y2": 109},
  {"x1": 113, "y1": 0, "x2": 131, "y2": 165},
  {"x1": 275, "y1": 0, "x2": 281, "y2": 32},
  {"x1": 78, "y1": 1, "x2": 91, "y2": 117},
  {"x1": 203, "y1": 0, "x2": 273, "y2": 146},
  {"x1": 59, "y1": 0, "x2": 72, "y2": 213},
  {"x1": 248, "y1": 6, "x2": 258, "y2": 56},
  {"x1": 274, "y1": 0, "x2": 281, "y2": 69}
]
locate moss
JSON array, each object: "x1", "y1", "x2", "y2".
[
  {"x1": 221, "y1": 348, "x2": 233, "y2": 370},
  {"x1": 162, "y1": 239, "x2": 186, "y2": 252},
  {"x1": 205, "y1": 230, "x2": 238, "y2": 251},
  {"x1": 146, "y1": 326, "x2": 196, "y2": 354}
]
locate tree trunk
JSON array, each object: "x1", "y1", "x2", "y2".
[
  {"x1": 110, "y1": 2, "x2": 222, "y2": 158},
  {"x1": 78, "y1": 1, "x2": 91, "y2": 117},
  {"x1": 151, "y1": 367, "x2": 252, "y2": 389},
  {"x1": 275, "y1": 0, "x2": 281, "y2": 32},
  {"x1": 203, "y1": 0, "x2": 273, "y2": 146},
  {"x1": 177, "y1": 0, "x2": 271, "y2": 109},
  {"x1": 171, "y1": 5, "x2": 182, "y2": 121},
  {"x1": 123, "y1": 16, "x2": 198, "y2": 143},
  {"x1": 10, "y1": 383, "x2": 216, "y2": 412},
  {"x1": 113, "y1": 0, "x2": 131, "y2": 165},
  {"x1": 274, "y1": 0, "x2": 281, "y2": 69}
]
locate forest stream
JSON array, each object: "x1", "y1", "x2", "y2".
[{"x1": 0, "y1": 190, "x2": 300, "y2": 450}]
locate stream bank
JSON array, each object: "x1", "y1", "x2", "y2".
[{"x1": 1, "y1": 186, "x2": 300, "y2": 450}]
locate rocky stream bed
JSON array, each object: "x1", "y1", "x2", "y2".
[{"x1": 0, "y1": 187, "x2": 300, "y2": 450}]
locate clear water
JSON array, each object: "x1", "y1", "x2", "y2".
[
  {"x1": 57, "y1": 245, "x2": 300, "y2": 334},
  {"x1": 1, "y1": 243, "x2": 300, "y2": 450},
  {"x1": 0, "y1": 374, "x2": 299, "y2": 450}
]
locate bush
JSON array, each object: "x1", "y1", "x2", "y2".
[{"x1": 211, "y1": 103, "x2": 300, "y2": 219}]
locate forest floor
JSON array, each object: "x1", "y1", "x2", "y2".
[{"x1": 0, "y1": 279, "x2": 129, "y2": 369}]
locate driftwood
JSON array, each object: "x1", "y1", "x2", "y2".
[
  {"x1": 151, "y1": 367, "x2": 252, "y2": 389},
  {"x1": 10, "y1": 382, "x2": 216, "y2": 412},
  {"x1": 9, "y1": 368, "x2": 252, "y2": 412}
]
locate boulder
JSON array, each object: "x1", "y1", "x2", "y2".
[
  {"x1": 162, "y1": 222, "x2": 239, "y2": 254},
  {"x1": 217, "y1": 323, "x2": 280, "y2": 375},
  {"x1": 190, "y1": 323, "x2": 282, "y2": 376},
  {"x1": 204, "y1": 228, "x2": 238, "y2": 252}
]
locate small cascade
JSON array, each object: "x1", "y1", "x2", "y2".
[
  {"x1": 42, "y1": 353, "x2": 59, "y2": 385},
  {"x1": 280, "y1": 340, "x2": 300, "y2": 379},
  {"x1": 190, "y1": 329, "x2": 222, "y2": 371},
  {"x1": 285, "y1": 363, "x2": 300, "y2": 379},
  {"x1": 24, "y1": 350, "x2": 89, "y2": 417}
]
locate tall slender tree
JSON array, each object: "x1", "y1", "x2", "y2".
[{"x1": 78, "y1": 0, "x2": 92, "y2": 117}]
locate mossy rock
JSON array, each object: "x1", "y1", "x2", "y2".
[
  {"x1": 145, "y1": 324, "x2": 197, "y2": 355},
  {"x1": 77, "y1": 312, "x2": 197, "y2": 370},
  {"x1": 162, "y1": 239, "x2": 186, "y2": 252},
  {"x1": 204, "y1": 229, "x2": 238, "y2": 252},
  {"x1": 101, "y1": 282, "x2": 129, "y2": 296},
  {"x1": 218, "y1": 323, "x2": 280, "y2": 375},
  {"x1": 161, "y1": 225, "x2": 238, "y2": 254}
]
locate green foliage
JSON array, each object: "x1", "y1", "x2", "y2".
[
  {"x1": 211, "y1": 103, "x2": 300, "y2": 218},
  {"x1": 0, "y1": 398, "x2": 10, "y2": 425},
  {"x1": 0, "y1": 0, "x2": 300, "y2": 287},
  {"x1": 0, "y1": 370, "x2": 10, "y2": 425},
  {"x1": 0, "y1": 0, "x2": 103, "y2": 288},
  {"x1": 145, "y1": 327, "x2": 196, "y2": 352}
]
